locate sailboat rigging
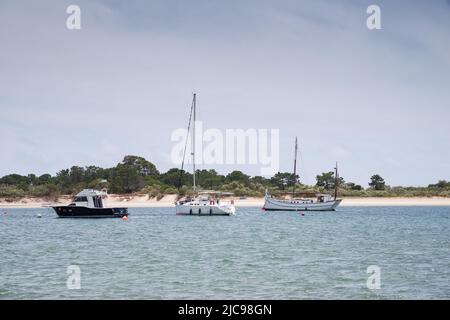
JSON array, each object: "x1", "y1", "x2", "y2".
[{"x1": 178, "y1": 94, "x2": 195, "y2": 191}]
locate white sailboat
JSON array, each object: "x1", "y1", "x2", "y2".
[
  {"x1": 176, "y1": 193, "x2": 236, "y2": 216},
  {"x1": 263, "y1": 137, "x2": 342, "y2": 211},
  {"x1": 175, "y1": 93, "x2": 236, "y2": 216}
]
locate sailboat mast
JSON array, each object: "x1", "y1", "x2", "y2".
[
  {"x1": 192, "y1": 93, "x2": 196, "y2": 193},
  {"x1": 334, "y1": 161, "x2": 338, "y2": 200},
  {"x1": 292, "y1": 137, "x2": 298, "y2": 199}
]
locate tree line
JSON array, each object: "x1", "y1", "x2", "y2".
[{"x1": 0, "y1": 155, "x2": 449, "y2": 199}]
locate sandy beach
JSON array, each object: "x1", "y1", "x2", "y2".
[{"x1": 1, "y1": 195, "x2": 450, "y2": 209}]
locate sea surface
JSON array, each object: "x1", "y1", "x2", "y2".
[{"x1": 0, "y1": 206, "x2": 449, "y2": 299}]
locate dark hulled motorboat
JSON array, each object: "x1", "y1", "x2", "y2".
[{"x1": 52, "y1": 189, "x2": 128, "y2": 218}]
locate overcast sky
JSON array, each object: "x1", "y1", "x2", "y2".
[{"x1": 1, "y1": 0, "x2": 449, "y2": 186}]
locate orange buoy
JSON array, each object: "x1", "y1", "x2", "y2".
[{"x1": 122, "y1": 216, "x2": 128, "y2": 221}]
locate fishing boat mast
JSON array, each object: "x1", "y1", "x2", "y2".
[
  {"x1": 334, "y1": 161, "x2": 339, "y2": 200},
  {"x1": 292, "y1": 137, "x2": 298, "y2": 199}
]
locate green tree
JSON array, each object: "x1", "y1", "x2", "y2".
[
  {"x1": 84, "y1": 166, "x2": 105, "y2": 183},
  {"x1": 270, "y1": 172, "x2": 298, "y2": 190},
  {"x1": 369, "y1": 174, "x2": 386, "y2": 190},
  {"x1": 0, "y1": 174, "x2": 30, "y2": 190},
  {"x1": 69, "y1": 166, "x2": 85, "y2": 185},
  {"x1": 88, "y1": 178, "x2": 109, "y2": 190},
  {"x1": 122, "y1": 155, "x2": 159, "y2": 176},
  {"x1": 345, "y1": 182, "x2": 363, "y2": 190},
  {"x1": 316, "y1": 172, "x2": 344, "y2": 190},
  {"x1": 316, "y1": 172, "x2": 334, "y2": 189},
  {"x1": 37, "y1": 174, "x2": 52, "y2": 185},
  {"x1": 225, "y1": 171, "x2": 250, "y2": 185},
  {"x1": 196, "y1": 169, "x2": 224, "y2": 189},
  {"x1": 109, "y1": 164, "x2": 144, "y2": 193},
  {"x1": 250, "y1": 176, "x2": 270, "y2": 186},
  {"x1": 428, "y1": 180, "x2": 450, "y2": 189},
  {"x1": 27, "y1": 174, "x2": 37, "y2": 186},
  {"x1": 108, "y1": 156, "x2": 160, "y2": 193},
  {"x1": 160, "y1": 168, "x2": 191, "y2": 188},
  {"x1": 55, "y1": 169, "x2": 71, "y2": 193}
]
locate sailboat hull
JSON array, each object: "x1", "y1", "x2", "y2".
[
  {"x1": 176, "y1": 204, "x2": 235, "y2": 216},
  {"x1": 263, "y1": 196, "x2": 341, "y2": 211}
]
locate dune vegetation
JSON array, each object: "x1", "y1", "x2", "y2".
[{"x1": 1, "y1": 155, "x2": 449, "y2": 201}]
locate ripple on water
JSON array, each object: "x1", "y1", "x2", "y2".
[{"x1": 0, "y1": 206, "x2": 449, "y2": 299}]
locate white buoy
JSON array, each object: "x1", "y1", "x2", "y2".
[{"x1": 37, "y1": 214, "x2": 42, "y2": 218}]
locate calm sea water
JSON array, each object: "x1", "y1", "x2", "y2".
[{"x1": 0, "y1": 206, "x2": 449, "y2": 299}]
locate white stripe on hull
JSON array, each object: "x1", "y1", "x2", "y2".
[{"x1": 263, "y1": 196, "x2": 342, "y2": 211}]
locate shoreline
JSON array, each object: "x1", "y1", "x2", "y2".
[{"x1": 1, "y1": 195, "x2": 450, "y2": 209}]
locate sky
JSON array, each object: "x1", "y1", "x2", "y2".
[{"x1": 0, "y1": 0, "x2": 449, "y2": 186}]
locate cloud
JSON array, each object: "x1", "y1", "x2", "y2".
[{"x1": 0, "y1": 0, "x2": 449, "y2": 185}]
